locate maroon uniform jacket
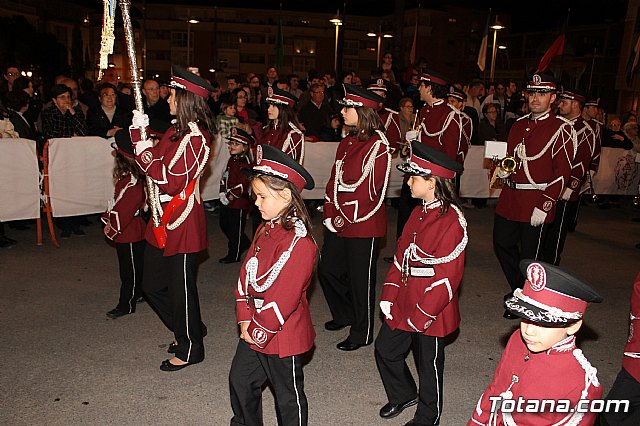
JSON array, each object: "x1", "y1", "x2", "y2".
[
  {"x1": 495, "y1": 111, "x2": 575, "y2": 223},
  {"x1": 323, "y1": 130, "x2": 392, "y2": 238},
  {"x1": 260, "y1": 122, "x2": 304, "y2": 164},
  {"x1": 587, "y1": 118, "x2": 602, "y2": 173},
  {"x1": 220, "y1": 154, "x2": 252, "y2": 210},
  {"x1": 101, "y1": 174, "x2": 146, "y2": 243},
  {"x1": 622, "y1": 272, "x2": 640, "y2": 383},
  {"x1": 417, "y1": 99, "x2": 472, "y2": 166},
  {"x1": 380, "y1": 200, "x2": 467, "y2": 337},
  {"x1": 135, "y1": 124, "x2": 211, "y2": 256},
  {"x1": 235, "y1": 219, "x2": 317, "y2": 357},
  {"x1": 382, "y1": 109, "x2": 404, "y2": 151},
  {"x1": 566, "y1": 117, "x2": 597, "y2": 202},
  {"x1": 468, "y1": 331, "x2": 602, "y2": 426}
]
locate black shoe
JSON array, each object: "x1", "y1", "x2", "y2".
[
  {"x1": 379, "y1": 397, "x2": 419, "y2": 419},
  {"x1": 336, "y1": 339, "x2": 368, "y2": 351},
  {"x1": 160, "y1": 358, "x2": 199, "y2": 371},
  {"x1": 324, "y1": 320, "x2": 349, "y2": 331},
  {"x1": 218, "y1": 255, "x2": 240, "y2": 264},
  {"x1": 106, "y1": 308, "x2": 130, "y2": 319},
  {"x1": 503, "y1": 310, "x2": 519, "y2": 320},
  {"x1": 72, "y1": 228, "x2": 85, "y2": 236},
  {"x1": 383, "y1": 256, "x2": 394, "y2": 264}
]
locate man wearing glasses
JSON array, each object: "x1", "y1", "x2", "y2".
[
  {"x1": 298, "y1": 83, "x2": 332, "y2": 139},
  {"x1": 1, "y1": 65, "x2": 20, "y2": 105}
]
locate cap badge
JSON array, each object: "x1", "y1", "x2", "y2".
[
  {"x1": 527, "y1": 262, "x2": 547, "y2": 292},
  {"x1": 231, "y1": 127, "x2": 237, "y2": 136},
  {"x1": 533, "y1": 74, "x2": 542, "y2": 85},
  {"x1": 256, "y1": 145, "x2": 263, "y2": 164},
  {"x1": 267, "y1": 86, "x2": 274, "y2": 97},
  {"x1": 377, "y1": 78, "x2": 384, "y2": 86},
  {"x1": 449, "y1": 86, "x2": 455, "y2": 93}
]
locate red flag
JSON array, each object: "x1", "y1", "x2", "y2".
[{"x1": 535, "y1": 34, "x2": 565, "y2": 73}]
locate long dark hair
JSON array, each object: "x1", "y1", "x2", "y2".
[
  {"x1": 348, "y1": 106, "x2": 385, "y2": 141},
  {"x1": 268, "y1": 103, "x2": 301, "y2": 139},
  {"x1": 113, "y1": 152, "x2": 143, "y2": 184},
  {"x1": 249, "y1": 174, "x2": 315, "y2": 242},
  {"x1": 424, "y1": 174, "x2": 460, "y2": 216},
  {"x1": 171, "y1": 88, "x2": 216, "y2": 142}
]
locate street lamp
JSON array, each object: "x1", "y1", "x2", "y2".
[
  {"x1": 489, "y1": 18, "x2": 505, "y2": 81},
  {"x1": 367, "y1": 24, "x2": 393, "y2": 68},
  {"x1": 187, "y1": 8, "x2": 199, "y2": 66},
  {"x1": 330, "y1": 13, "x2": 342, "y2": 71}
]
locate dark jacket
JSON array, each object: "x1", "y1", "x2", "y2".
[
  {"x1": 87, "y1": 106, "x2": 132, "y2": 138},
  {"x1": 8, "y1": 109, "x2": 36, "y2": 140}
]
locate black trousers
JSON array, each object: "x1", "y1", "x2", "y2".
[
  {"x1": 229, "y1": 340, "x2": 308, "y2": 426},
  {"x1": 220, "y1": 206, "x2": 250, "y2": 261},
  {"x1": 493, "y1": 214, "x2": 548, "y2": 294},
  {"x1": 142, "y1": 245, "x2": 205, "y2": 363},
  {"x1": 318, "y1": 232, "x2": 380, "y2": 345},
  {"x1": 541, "y1": 200, "x2": 577, "y2": 266},
  {"x1": 601, "y1": 367, "x2": 640, "y2": 426},
  {"x1": 397, "y1": 182, "x2": 420, "y2": 240},
  {"x1": 115, "y1": 240, "x2": 146, "y2": 313},
  {"x1": 375, "y1": 323, "x2": 445, "y2": 426},
  {"x1": 566, "y1": 195, "x2": 581, "y2": 232}
]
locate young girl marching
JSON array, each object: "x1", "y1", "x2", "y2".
[
  {"x1": 218, "y1": 127, "x2": 253, "y2": 264},
  {"x1": 102, "y1": 129, "x2": 147, "y2": 319},
  {"x1": 230, "y1": 144, "x2": 316, "y2": 426},
  {"x1": 375, "y1": 141, "x2": 467, "y2": 426},
  {"x1": 260, "y1": 86, "x2": 304, "y2": 163}
]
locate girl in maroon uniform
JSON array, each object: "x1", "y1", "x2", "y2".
[
  {"x1": 376, "y1": 141, "x2": 467, "y2": 426},
  {"x1": 102, "y1": 130, "x2": 147, "y2": 319},
  {"x1": 218, "y1": 127, "x2": 253, "y2": 264},
  {"x1": 260, "y1": 86, "x2": 304, "y2": 163},
  {"x1": 230, "y1": 144, "x2": 316, "y2": 426}
]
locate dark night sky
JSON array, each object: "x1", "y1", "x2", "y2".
[{"x1": 76, "y1": 0, "x2": 628, "y2": 31}]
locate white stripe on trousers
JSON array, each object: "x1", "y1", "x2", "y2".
[
  {"x1": 127, "y1": 243, "x2": 136, "y2": 313},
  {"x1": 534, "y1": 223, "x2": 545, "y2": 259},
  {"x1": 292, "y1": 355, "x2": 302, "y2": 426},
  {"x1": 433, "y1": 338, "x2": 441, "y2": 425},
  {"x1": 552, "y1": 202, "x2": 568, "y2": 264},
  {"x1": 366, "y1": 238, "x2": 375, "y2": 345},
  {"x1": 183, "y1": 255, "x2": 193, "y2": 361}
]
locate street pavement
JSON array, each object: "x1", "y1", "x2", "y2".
[{"x1": 1, "y1": 200, "x2": 639, "y2": 425}]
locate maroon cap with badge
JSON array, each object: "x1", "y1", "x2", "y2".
[
  {"x1": 526, "y1": 73, "x2": 557, "y2": 93},
  {"x1": 169, "y1": 64, "x2": 215, "y2": 98},
  {"x1": 245, "y1": 144, "x2": 314, "y2": 191},
  {"x1": 265, "y1": 86, "x2": 298, "y2": 108},
  {"x1": 418, "y1": 70, "x2": 450, "y2": 87},
  {"x1": 366, "y1": 78, "x2": 388, "y2": 93},
  {"x1": 340, "y1": 83, "x2": 385, "y2": 108},
  {"x1": 447, "y1": 86, "x2": 466, "y2": 102},
  {"x1": 228, "y1": 127, "x2": 255, "y2": 146}
]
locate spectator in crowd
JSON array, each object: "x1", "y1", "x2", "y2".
[
  {"x1": 246, "y1": 80, "x2": 262, "y2": 117},
  {"x1": 380, "y1": 51, "x2": 399, "y2": 77},
  {"x1": 396, "y1": 97, "x2": 416, "y2": 144},
  {"x1": 465, "y1": 79, "x2": 484, "y2": 116},
  {"x1": 158, "y1": 81, "x2": 169, "y2": 100},
  {"x1": 12, "y1": 76, "x2": 42, "y2": 129},
  {"x1": 624, "y1": 121, "x2": 640, "y2": 154},
  {"x1": 225, "y1": 74, "x2": 240, "y2": 98},
  {"x1": 78, "y1": 77, "x2": 100, "y2": 110},
  {"x1": 504, "y1": 80, "x2": 519, "y2": 113},
  {"x1": 100, "y1": 68, "x2": 135, "y2": 112},
  {"x1": 207, "y1": 80, "x2": 222, "y2": 117},
  {"x1": 505, "y1": 94, "x2": 528, "y2": 135},
  {"x1": 480, "y1": 81, "x2": 507, "y2": 121},
  {"x1": 6, "y1": 90, "x2": 36, "y2": 140},
  {"x1": 117, "y1": 82, "x2": 133, "y2": 96},
  {"x1": 1, "y1": 65, "x2": 20, "y2": 104},
  {"x1": 622, "y1": 110, "x2": 638, "y2": 126},
  {"x1": 248, "y1": 74, "x2": 261, "y2": 91},
  {"x1": 603, "y1": 116, "x2": 633, "y2": 149},
  {"x1": 0, "y1": 104, "x2": 19, "y2": 138},
  {"x1": 298, "y1": 82, "x2": 332, "y2": 139},
  {"x1": 41, "y1": 84, "x2": 88, "y2": 139},
  {"x1": 87, "y1": 83, "x2": 132, "y2": 138},
  {"x1": 405, "y1": 73, "x2": 420, "y2": 109},
  {"x1": 61, "y1": 77, "x2": 89, "y2": 118},
  {"x1": 216, "y1": 100, "x2": 239, "y2": 142},
  {"x1": 478, "y1": 103, "x2": 507, "y2": 142},
  {"x1": 319, "y1": 112, "x2": 343, "y2": 142},
  {"x1": 327, "y1": 70, "x2": 352, "y2": 113},
  {"x1": 232, "y1": 87, "x2": 258, "y2": 124},
  {"x1": 264, "y1": 66, "x2": 278, "y2": 89},
  {"x1": 142, "y1": 79, "x2": 171, "y2": 125},
  {"x1": 288, "y1": 73, "x2": 303, "y2": 98}
]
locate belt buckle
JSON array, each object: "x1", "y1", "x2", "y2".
[{"x1": 506, "y1": 179, "x2": 516, "y2": 190}]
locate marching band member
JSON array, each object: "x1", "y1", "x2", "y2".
[
  {"x1": 131, "y1": 65, "x2": 215, "y2": 371},
  {"x1": 102, "y1": 129, "x2": 147, "y2": 319},
  {"x1": 468, "y1": 260, "x2": 603, "y2": 426},
  {"x1": 230, "y1": 144, "x2": 316, "y2": 426},
  {"x1": 319, "y1": 83, "x2": 392, "y2": 351},
  {"x1": 542, "y1": 88, "x2": 596, "y2": 265},
  {"x1": 218, "y1": 127, "x2": 253, "y2": 264},
  {"x1": 492, "y1": 73, "x2": 575, "y2": 319},
  {"x1": 376, "y1": 141, "x2": 467, "y2": 426},
  {"x1": 367, "y1": 78, "x2": 402, "y2": 149},
  {"x1": 259, "y1": 86, "x2": 305, "y2": 164}
]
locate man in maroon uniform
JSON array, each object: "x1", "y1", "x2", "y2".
[
  {"x1": 602, "y1": 272, "x2": 640, "y2": 425},
  {"x1": 541, "y1": 88, "x2": 596, "y2": 265},
  {"x1": 493, "y1": 73, "x2": 575, "y2": 319}
]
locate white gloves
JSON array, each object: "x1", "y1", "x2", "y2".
[
  {"x1": 405, "y1": 130, "x2": 419, "y2": 142},
  {"x1": 530, "y1": 207, "x2": 547, "y2": 227},
  {"x1": 322, "y1": 218, "x2": 337, "y2": 233},
  {"x1": 380, "y1": 301, "x2": 393, "y2": 320},
  {"x1": 219, "y1": 192, "x2": 229, "y2": 206},
  {"x1": 134, "y1": 139, "x2": 153, "y2": 155},
  {"x1": 496, "y1": 168, "x2": 510, "y2": 179},
  {"x1": 132, "y1": 110, "x2": 149, "y2": 129},
  {"x1": 561, "y1": 188, "x2": 572, "y2": 201}
]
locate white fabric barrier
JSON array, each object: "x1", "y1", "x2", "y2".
[
  {"x1": 48, "y1": 136, "x2": 115, "y2": 217},
  {"x1": 0, "y1": 138, "x2": 41, "y2": 221},
  {"x1": 592, "y1": 148, "x2": 640, "y2": 195},
  {"x1": 459, "y1": 145, "x2": 501, "y2": 198}
]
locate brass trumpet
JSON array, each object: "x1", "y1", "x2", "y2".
[{"x1": 489, "y1": 156, "x2": 517, "y2": 189}]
